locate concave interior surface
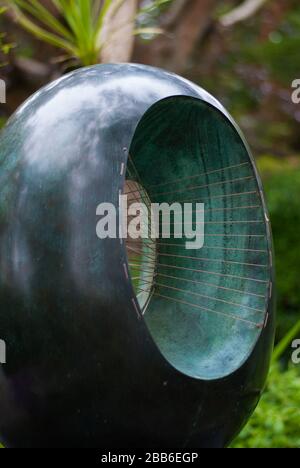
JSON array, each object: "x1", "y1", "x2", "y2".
[{"x1": 126, "y1": 96, "x2": 271, "y2": 380}]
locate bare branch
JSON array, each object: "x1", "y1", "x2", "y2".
[{"x1": 220, "y1": 0, "x2": 269, "y2": 27}]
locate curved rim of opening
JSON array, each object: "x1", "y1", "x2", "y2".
[{"x1": 122, "y1": 95, "x2": 274, "y2": 382}]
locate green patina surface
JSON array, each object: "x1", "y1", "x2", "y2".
[{"x1": 129, "y1": 96, "x2": 271, "y2": 380}]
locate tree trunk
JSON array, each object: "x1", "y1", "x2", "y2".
[
  {"x1": 133, "y1": 0, "x2": 218, "y2": 73},
  {"x1": 100, "y1": 0, "x2": 138, "y2": 63}
]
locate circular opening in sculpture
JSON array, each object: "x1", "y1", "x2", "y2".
[{"x1": 125, "y1": 96, "x2": 271, "y2": 381}]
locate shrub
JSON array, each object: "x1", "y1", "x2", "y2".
[
  {"x1": 232, "y1": 362, "x2": 300, "y2": 448},
  {"x1": 258, "y1": 155, "x2": 300, "y2": 340}
]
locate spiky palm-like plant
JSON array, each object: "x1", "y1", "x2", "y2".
[{"x1": 3, "y1": 0, "x2": 170, "y2": 66}]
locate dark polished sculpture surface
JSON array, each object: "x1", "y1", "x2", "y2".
[{"x1": 0, "y1": 64, "x2": 275, "y2": 448}]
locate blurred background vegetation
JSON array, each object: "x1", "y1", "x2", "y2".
[{"x1": 0, "y1": 0, "x2": 300, "y2": 448}]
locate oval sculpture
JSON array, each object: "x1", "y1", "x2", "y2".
[{"x1": 0, "y1": 64, "x2": 275, "y2": 448}]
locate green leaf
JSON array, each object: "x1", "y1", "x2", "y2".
[
  {"x1": 9, "y1": 3, "x2": 77, "y2": 55},
  {"x1": 25, "y1": 0, "x2": 74, "y2": 41},
  {"x1": 94, "y1": 0, "x2": 114, "y2": 46},
  {"x1": 3, "y1": 0, "x2": 169, "y2": 66},
  {"x1": 273, "y1": 319, "x2": 300, "y2": 362}
]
